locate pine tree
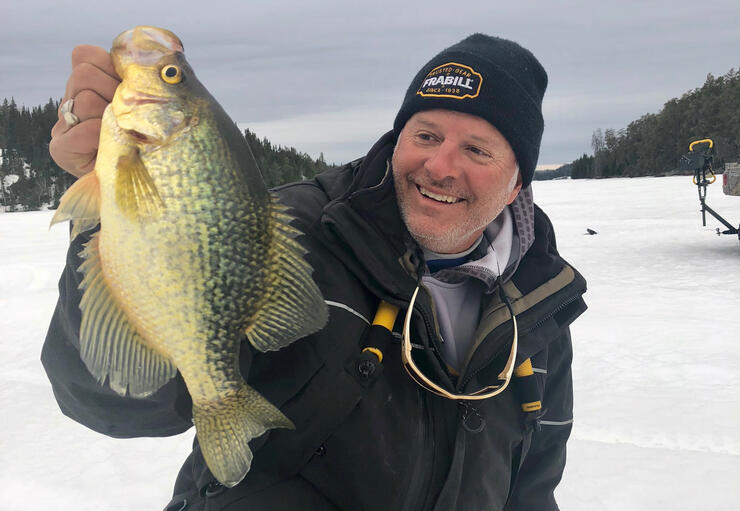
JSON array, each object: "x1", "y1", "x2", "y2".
[{"x1": 572, "y1": 67, "x2": 739, "y2": 178}]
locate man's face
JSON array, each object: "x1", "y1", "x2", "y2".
[{"x1": 392, "y1": 109, "x2": 522, "y2": 254}]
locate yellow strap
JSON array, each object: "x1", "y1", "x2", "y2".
[
  {"x1": 689, "y1": 138, "x2": 713, "y2": 151},
  {"x1": 362, "y1": 301, "x2": 399, "y2": 364},
  {"x1": 362, "y1": 346, "x2": 383, "y2": 363},
  {"x1": 373, "y1": 300, "x2": 399, "y2": 330},
  {"x1": 694, "y1": 171, "x2": 717, "y2": 185},
  {"x1": 514, "y1": 358, "x2": 534, "y2": 377},
  {"x1": 522, "y1": 401, "x2": 542, "y2": 412}
]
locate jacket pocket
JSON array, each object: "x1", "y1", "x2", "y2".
[{"x1": 297, "y1": 345, "x2": 426, "y2": 511}]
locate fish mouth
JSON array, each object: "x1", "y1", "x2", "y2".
[
  {"x1": 123, "y1": 130, "x2": 154, "y2": 143},
  {"x1": 119, "y1": 93, "x2": 169, "y2": 107},
  {"x1": 124, "y1": 129, "x2": 156, "y2": 143},
  {"x1": 112, "y1": 93, "x2": 171, "y2": 144}
]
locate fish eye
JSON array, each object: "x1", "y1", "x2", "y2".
[{"x1": 160, "y1": 65, "x2": 183, "y2": 84}]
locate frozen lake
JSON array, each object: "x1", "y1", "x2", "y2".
[{"x1": 1, "y1": 175, "x2": 738, "y2": 510}]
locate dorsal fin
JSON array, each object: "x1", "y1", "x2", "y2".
[{"x1": 50, "y1": 171, "x2": 101, "y2": 240}]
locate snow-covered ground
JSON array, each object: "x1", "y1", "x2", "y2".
[{"x1": 1, "y1": 176, "x2": 738, "y2": 510}]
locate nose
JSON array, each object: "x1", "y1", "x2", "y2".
[{"x1": 423, "y1": 140, "x2": 461, "y2": 182}]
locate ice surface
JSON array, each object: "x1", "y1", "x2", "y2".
[{"x1": 1, "y1": 176, "x2": 738, "y2": 510}]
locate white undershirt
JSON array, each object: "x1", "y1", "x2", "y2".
[{"x1": 421, "y1": 207, "x2": 514, "y2": 371}]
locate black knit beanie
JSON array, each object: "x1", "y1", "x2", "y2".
[{"x1": 393, "y1": 33, "x2": 547, "y2": 188}]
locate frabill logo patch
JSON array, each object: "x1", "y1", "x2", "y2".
[{"x1": 416, "y1": 62, "x2": 482, "y2": 100}]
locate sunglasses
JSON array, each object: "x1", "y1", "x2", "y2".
[{"x1": 401, "y1": 285, "x2": 518, "y2": 401}]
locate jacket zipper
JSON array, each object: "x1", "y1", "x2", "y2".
[
  {"x1": 399, "y1": 287, "x2": 444, "y2": 511},
  {"x1": 520, "y1": 293, "x2": 583, "y2": 336},
  {"x1": 400, "y1": 389, "x2": 434, "y2": 511},
  {"x1": 458, "y1": 291, "x2": 584, "y2": 391},
  {"x1": 416, "y1": 285, "x2": 456, "y2": 382}
]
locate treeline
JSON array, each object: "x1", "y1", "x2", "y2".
[
  {"x1": 0, "y1": 98, "x2": 73, "y2": 211},
  {"x1": 572, "y1": 67, "x2": 739, "y2": 179},
  {"x1": 0, "y1": 98, "x2": 337, "y2": 211},
  {"x1": 242, "y1": 129, "x2": 335, "y2": 188},
  {"x1": 533, "y1": 163, "x2": 572, "y2": 181}
]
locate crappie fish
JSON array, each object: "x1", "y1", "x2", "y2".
[{"x1": 51, "y1": 26, "x2": 328, "y2": 487}]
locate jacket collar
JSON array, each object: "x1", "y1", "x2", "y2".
[{"x1": 316, "y1": 131, "x2": 420, "y2": 302}]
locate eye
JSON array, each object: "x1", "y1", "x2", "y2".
[
  {"x1": 416, "y1": 131, "x2": 437, "y2": 143},
  {"x1": 160, "y1": 65, "x2": 183, "y2": 84},
  {"x1": 467, "y1": 146, "x2": 491, "y2": 158}
]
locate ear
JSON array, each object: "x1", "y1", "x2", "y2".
[{"x1": 506, "y1": 171, "x2": 522, "y2": 205}]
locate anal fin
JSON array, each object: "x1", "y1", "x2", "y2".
[{"x1": 77, "y1": 232, "x2": 176, "y2": 397}]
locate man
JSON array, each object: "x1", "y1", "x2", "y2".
[{"x1": 43, "y1": 33, "x2": 587, "y2": 510}]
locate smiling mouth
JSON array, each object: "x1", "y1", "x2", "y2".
[{"x1": 417, "y1": 185, "x2": 462, "y2": 204}]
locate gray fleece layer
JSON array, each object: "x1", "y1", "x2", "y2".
[{"x1": 421, "y1": 186, "x2": 535, "y2": 370}]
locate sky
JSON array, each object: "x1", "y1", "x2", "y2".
[{"x1": 1, "y1": 0, "x2": 738, "y2": 166}]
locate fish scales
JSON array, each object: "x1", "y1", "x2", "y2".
[
  {"x1": 51, "y1": 25, "x2": 327, "y2": 487},
  {"x1": 100, "y1": 114, "x2": 268, "y2": 373}
]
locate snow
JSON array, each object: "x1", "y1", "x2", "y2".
[
  {"x1": 3, "y1": 173, "x2": 20, "y2": 188},
  {"x1": 535, "y1": 177, "x2": 740, "y2": 509},
  {"x1": 2, "y1": 175, "x2": 739, "y2": 510}
]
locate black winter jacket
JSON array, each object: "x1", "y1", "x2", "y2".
[{"x1": 42, "y1": 131, "x2": 587, "y2": 511}]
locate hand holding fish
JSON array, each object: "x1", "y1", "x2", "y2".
[{"x1": 50, "y1": 45, "x2": 120, "y2": 177}]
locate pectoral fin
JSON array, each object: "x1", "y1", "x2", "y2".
[
  {"x1": 244, "y1": 199, "x2": 328, "y2": 352},
  {"x1": 77, "y1": 232, "x2": 176, "y2": 397},
  {"x1": 115, "y1": 148, "x2": 164, "y2": 220},
  {"x1": 50, "y1": 171, "x2": 101, "y2": 240}
]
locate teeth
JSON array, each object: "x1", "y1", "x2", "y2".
[{"x1": 418, "y1": 186, "x2": 460, "y2": 204}]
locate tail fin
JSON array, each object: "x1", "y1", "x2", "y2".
[{"x1": 192, "y1": 383, "x2": 294, "y2": 487}]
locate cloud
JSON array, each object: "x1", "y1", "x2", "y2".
[
  {"x1": 238, "y1": 106, "x2": 397, "y2": 164},
  {"x1": 2, "y1": 0, "x2": 738, "y2": 166}
]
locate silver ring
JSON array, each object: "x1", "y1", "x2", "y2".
[{"x1": 61, "y1": 98, "x2": 80, "y2": 128}]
